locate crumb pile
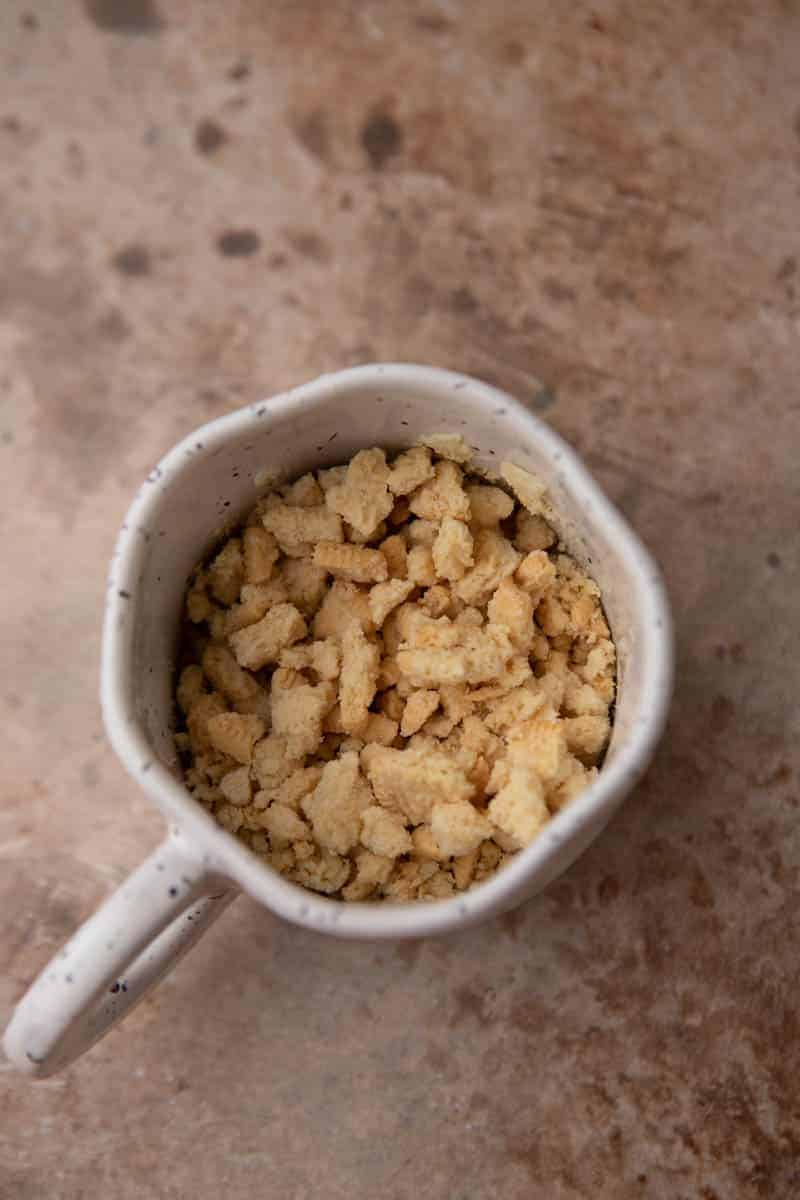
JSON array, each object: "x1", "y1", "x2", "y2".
[{"x1": 174, "y1": 435, "x2": 616, "y2": 902}]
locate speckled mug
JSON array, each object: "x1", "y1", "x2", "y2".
[{"x1": 4, "y1": 364, "x2": 673, "y2": 1078}]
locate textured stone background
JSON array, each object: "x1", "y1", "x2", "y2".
[{"x1": 1, "y1": 2, "x2": 799, "y2": 1197}]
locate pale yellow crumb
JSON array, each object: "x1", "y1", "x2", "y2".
[
  {"x1": 378, "y1": 533, "x2": 408, "y2": 579},
  {"x1": 280, "y1": 558, "x2": 329, "y2": 616},
  {"x1": 454, "y1": 529, "x2": 521, "y2": 606},
  {"x1": 260, "y1": 803, "x2": 311, "y2": 846},
  {"x1": 313, "y1": 541, "x2": 388, "y2": 584},
  {"x1": 302, "y1": 752, "x2": 374, "y2": 855},
  {"x1": 177, "y1": 665, "x2": 205, "y2": 714},
  {"x1": 229, "y1": 602, "x2": 307, "y2": 670},
  {"x1": 400, "y1": 689, "x2": 440, "y2": 737},
  {"x1": 208, "y1": 539, "x2": 244, "y2": 606},
  {"x1": 359, "y1": 806, "x2": 413, "y2": 859},
  {"x1": 361, "y1": 712, "x2": 400, "y2": 746},
  {"x1": 514, "y1": 510, "x2": 556, "y2": 552},
  {"x1": 186, "y1": 693, "x2": 229, "y2": 754},
  {"x1": 281, "y1": 472, "x2": 323, "y2": 509},
  {"x1": 243, "y1": 526, "x2": 279, "y2": 584},
  {"x1": 225, "y1": 579, "x2": 288, "y2": 634},
  {"x1": 500, "y1": 461, "x2": 548, "y2": 516},
  {"x1": 342, "y1": 850, "x2": 394, "y2": 901},
  {"x1": 263, "y1": 502, "x2": 343, "y2": 552},
  {"x1": 432, "y1": 517, "x2": 474, "y2": 582},
  {"x1": 206, "y1": 712, "x2": 265, "y2": 764},
  {"x1": 466, "y1": 482, "x2": 514, "y2": 527},
  {"x1": 488, "y1": 768, "x2": 549, "y2": 850},
  {"x1": 409, "y1": 460, "x2": 470, "y2": 522},
  {"x1": 252, "y1": 735, "x2": 303, "y2": 790},
  {"x1": 419, "y1": 432, "x2": 473, "y2": 463},
  {"x1": 324, "y1": 448, "x2": 394, "y2": 538},
  {"x1": 387, "y1": 445, "x2": 434, "y2": 496},
  {"x1": 406, "y1": 544, "x2": 437, "y2": 587},
  {"x1": 202, "y1": 644, "x2": 261, "y2": 705},
  {"x1": 368, "y1": 577, "x2": 415, "y2": 627},
  {"x1": 452, "y1": 846, "x2": 480, "y2": 889},
  {"x1": 339, "y1": 625, "x2": 380, "y2": 734},
  {"x1": 361, "y1": 744, "x2": 474, "y2": 825},
  {"x1": 271, "y1": 673, "x2": 335, "y2": 759},
  {"x1": 407, "y1": 518, "x2": 438, "y2": 545},
  {"x1": 219, "y1": 766, "x2": 252, "y2": 807},
  {"x1": 430, "y1": 800, "x2": 492, "y2": 858},
  {"x1": 410, "y1": 825, "x2": 447, "y2": 862},
  {"x1": 312, "y1": 579, "x2": 374, "y2": 638}
]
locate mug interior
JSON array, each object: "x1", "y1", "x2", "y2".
[{"x1": 103, "y1": 365, "x2": 671, "y2": 937}]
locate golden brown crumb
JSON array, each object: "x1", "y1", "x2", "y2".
[{"x1": 176, "y1": 437, "x2": 615, "y2": 902}]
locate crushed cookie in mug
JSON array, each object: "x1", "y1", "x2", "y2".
[{"x1": 173, "y1": 437, "x2": 616, "y2": 901}]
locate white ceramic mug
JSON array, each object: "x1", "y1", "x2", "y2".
[{"x1": 3, "y1": 364, "x2": 673, "y2": 1077}]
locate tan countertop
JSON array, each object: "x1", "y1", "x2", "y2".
[{"x1": 1, "y1": 3, "x2": 799, "y2": 1197}]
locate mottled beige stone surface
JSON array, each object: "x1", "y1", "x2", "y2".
[{"x1": 1, "y1": 1, "x2": 799, "y2": 1197}]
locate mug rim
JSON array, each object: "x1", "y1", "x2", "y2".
[{"x1": 101, "y1": 363, "x2": 673, "y2": 938}]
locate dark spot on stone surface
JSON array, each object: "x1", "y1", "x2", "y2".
[
  {"x1": 710, "y1": 694, "x2": 735, "y2": 734},
  {"x1": 84, "y1": 0, "x2": 164, "y2": 34},
  {"x1": 268, "y1": 252, "x2": 288, "y2": 269},
  {"x1": 416, "y1": 13, "x2": 451, "y2": 33},
  {"x1": 21, "y1": 12, "x2": 39, "y2": 30},
  {"x1": 2, "y1": 431, "x2": 14, "y2": 445},
  {"x1": 531, "y1": 386, "x2": 557, "y2": 412},
  {"x1": 1, "y1": 116, "x2": 22, "y2": 134},
  {"x1": 228, "y1": 59, "x2": 250, "y2": 81},
  {"x1": 284, "y1": 229, "x2": 332, "y2": 264},
  {"x1": 97, "y1": 308, "x2": 131, "y2": 342},
  {"x1": 339, "y1": 191, "x2": 353, "y2": 211},
  {"x1": 500, "y1": 40, "x2": 526, "y2": 66},
  {"x1": 499, "y1": 907, "x2": 526, "y2": 939},
  {"x1": 450, "y1": 285, "x2": 478, "y2": 315},
  {"x1": 112, "y1": 244, "x2": 151, "y2": 277},
  {"x1": 423, "y1": 1043, "x2": 449, "y2": 1071},
  {"x1": 217, "y1": 229, "x2": 261, "y2": 257},
  {"x1": 394, "y1": 940, "x2": 423, "y2": 968},
  {"x1": 541, "y1": 275, "x2": 576, "y2": 304},
  {"x1": 597, "y1": 874, "x2": 620, "y2": 905},
  {"x1": 81, "y1": 761, "x2": 100, "y2": 789},
  {"x1": 294, "y1": 108, "x2": 329, "y2": 162},
  {"x1": 194, "y1": 119, "x2": 228, "y2": 155},
  {"x1": 766, "y1": 551, "x2": 781, "y2": 567},
  {"x1": 777, "y1": 256, "x2": 796, "y2": 282},
  {"x1": 452, "y1": 984, "x2": 492, "y2": 1027},
  {"x1": 169, "y1": 886, "x2": 178, "y2": 897},
  {"x1": 361, "y1": 110, "x2": 403, "y2": 170},
  {"x1": 689, "y1": 867, "x2": 715, "y2": 909}
]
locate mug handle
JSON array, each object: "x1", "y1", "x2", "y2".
[{"x1": 3, "y1": 830, "x2": 237, "y2": 1077}]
